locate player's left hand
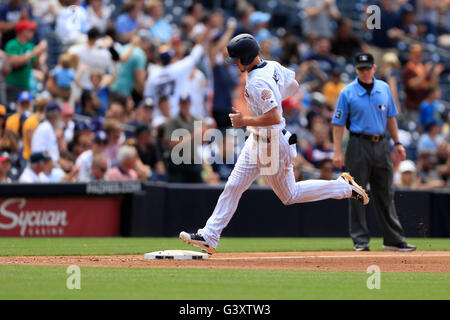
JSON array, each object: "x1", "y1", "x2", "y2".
[{"x1": 229, "y1": 107, "x2": 245, "y2": 127}]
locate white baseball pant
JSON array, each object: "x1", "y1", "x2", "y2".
[{"x1": 199, "y1": 131, "x2": 352, "y2": 249}]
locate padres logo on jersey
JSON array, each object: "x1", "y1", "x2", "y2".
[{"x1": 261, "y1": 89, "x2": 272, "y2": 101}]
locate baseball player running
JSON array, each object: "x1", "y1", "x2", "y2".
[{"x1": 180, "y1": 34, "x2": 369, "y2": 254}]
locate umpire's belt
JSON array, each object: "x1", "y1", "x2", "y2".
[
  {"x1": 254, "y1": 129, "x2": 297, "y2": 145},
  {"x1": 350, "y1": 132, "x2": 386, "y2": 143}
]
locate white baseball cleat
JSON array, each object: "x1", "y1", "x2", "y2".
[
  {"x1": 179, "y1": 231, "x2": 215, "y2": 255},
  {"x1": 339, "y1": 172, "x2": 370, "y2": 205}
]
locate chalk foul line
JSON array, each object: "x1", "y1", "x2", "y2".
[{"x1": 210, "y1": 254, "x2": 450, "y2": 261}]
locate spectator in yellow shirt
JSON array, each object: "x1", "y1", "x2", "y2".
[
  {"x1": 21, "y1": 92, "x2": 50, "y2": 160},
  {"x1": 322, "y1": 67, "x2": 345, "y2": 109},
  {"x1": 0, "y1": 104, "x2": 6, "y2": 137},
  {"x1": 5, "y1": 90, "x2": 33, "y2": 136}
]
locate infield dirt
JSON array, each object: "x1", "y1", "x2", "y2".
[{"x1": 0, "y1": 251, "x2": 449, "y2": 273}]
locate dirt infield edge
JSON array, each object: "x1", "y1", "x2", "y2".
[{"x1": 0, "y1": 251, "x2": 449, "y2": 273}]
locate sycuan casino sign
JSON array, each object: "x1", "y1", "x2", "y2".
[{"x1": 0, "y1": 197, "x2": 122, "y2": 237}]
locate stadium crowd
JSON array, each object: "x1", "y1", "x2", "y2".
[{"x1": 0, "y1": 0, "x2": 448, "y2": 189}]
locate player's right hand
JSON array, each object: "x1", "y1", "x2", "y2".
[
  {"x1": 229, "y1": 107, "x2": 245, "y2": 128},
  {"x1": 333, "y1": 152, "x2": 345, "y2": 169}
]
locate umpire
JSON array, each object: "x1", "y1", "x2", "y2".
[{"x1": 332, "y1": 53, "x2": 416, "y2": 252}]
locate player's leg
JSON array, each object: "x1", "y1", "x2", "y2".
[
  {"x1": 265, "y1": 164, "x2": 353, "y2": 205},
  {"x1": 180, "y1": 136, "x2": 259, "y2": 252},
  {"x1": 264, "y1": 132, "x2": 354, "y2": 204}
]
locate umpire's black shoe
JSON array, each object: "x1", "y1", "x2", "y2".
[
  {"x1": 353, "y1": 244, "x2": 370, "y2": 252},
  {"x1": 179, "y1": 231, "x2": 215, "y2": 255},
  {"x1": 383, "y1": 243, "x2": 416, "y2": 252}
]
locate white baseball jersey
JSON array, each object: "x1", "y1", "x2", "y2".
[
  {"x1": 144, "y1": 45, "x2": 204, "y2": 116},
  {"x1": 186, "y1": 68, "x2": 208, "y2": 119},
  {"x1": 31, "y1": 120, "x2": 60, "y2": 163},
  {"x1": 197, "y1": 60, "x2": 352, "y2": 249},
  {"x1": 244, "y1": 60, "x2": 299, "y2": 133}
]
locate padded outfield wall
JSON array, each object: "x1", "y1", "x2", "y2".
[{"x1": 0, "y1": 182, "x2": 448, "y2": 238}]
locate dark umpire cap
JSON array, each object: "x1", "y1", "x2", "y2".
[
  {"x1": 354, "y1": 53, "x2": 375, "y2": 69},
  {"x1": 226, "y1": 33, "x2": 260, "y2": 66},
  {"x1": 30, "y1": 152, "x2": 52, "y2": 163}
]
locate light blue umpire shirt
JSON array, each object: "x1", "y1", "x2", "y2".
[{"x1": 331, "y1": 77, "x2": 398, "y2": 135}]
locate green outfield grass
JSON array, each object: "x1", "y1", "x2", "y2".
[
  {"x1": 0, "y1": 238, "x2": 449, "y2": 300},
  {"x1": 0, "y1": 237, "x2": 449, "y2": 256},
  {"x1": 0, "y1": 265, "x2": 449, "y2": 300}
]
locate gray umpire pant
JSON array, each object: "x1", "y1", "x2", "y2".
[{"x1": 345, "y1": 135, "x2": 406, "y2": 246}]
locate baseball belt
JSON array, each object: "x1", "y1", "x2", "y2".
[{"x1": 254, "y1": 129, "x2": 297, "y2": 145}]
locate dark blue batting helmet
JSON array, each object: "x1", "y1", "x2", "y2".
[{"x1": 226, "y1": 33, "x2": 260, "y2": 66}]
